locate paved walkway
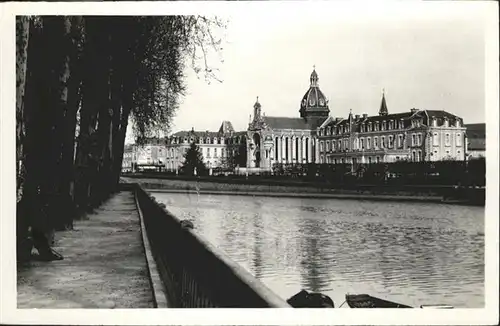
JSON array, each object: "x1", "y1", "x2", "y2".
[{"x1": 17, "y1": 191, "x2": 155, "y2": 308}]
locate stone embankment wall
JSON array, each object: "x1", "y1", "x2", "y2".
[{"x1": 121, "y1": 177, "x2": 454, "y2": 203}]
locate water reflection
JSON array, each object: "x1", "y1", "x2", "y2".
[
  {"x1": 297, "y1": 217, "x2": 332, "y2": 293},
  {"x1": 157, "y1": 193, "x2": 484, "y2": 308}
]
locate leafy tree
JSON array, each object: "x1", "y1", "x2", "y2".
[
  {"x1": 16, "y1": 15, "x2": 225, "y2": 262},
  {"x1": 218, "y1": 155, "x2": 235, "y2": 172},
  {"x1": 181, "y1": 142, "x2": 207, "y2": 176}
]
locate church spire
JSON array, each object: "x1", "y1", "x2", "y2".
[
  {"x1": 253, "y1": 96, "x2": 261, "y2": 120},
  {"x1": 379, "y1": 89, "x2": 388, "y2": 116}
]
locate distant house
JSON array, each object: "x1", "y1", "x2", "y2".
[
  {"x1": 122, "y1": 144, "x2": 136, "y2": 172},
  {"x1": 465, "y1": 123, "x2": 485, "y2": 159},
  {"x1": 164, "y1": 122, "x2": 246, "y2": 172},
  {"x1": 121, "y1": 138, "x2": 166, "y2": 173}
]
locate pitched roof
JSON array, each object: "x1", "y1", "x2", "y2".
[
  {"x1": 424, "y1": 110, "x2": 462, "y2": 126},
  {"x1": 320, "y1": 109, "x2": 462, "y2": 132},
  {"x1": 218, "y1": 120, "x2": 235, "y2": 134},
  {"x1": 323, "y1": 111, "x2": 414, "y2": 128},
  {"x1": 465, "y1": 123, "x2": 485, "y2": 138},
  {"x1": 139, "y1": 137, "x2": 165, "y2": 145},
  {"x1": 468, "y1": 138, "x2": 485, "y2": 150},
  {"x1": 171, "y1": 129, "x2": 245, "y2": 138},
  {"x1": 263, "y1": 116, "x2": 323, "y2": 130}
]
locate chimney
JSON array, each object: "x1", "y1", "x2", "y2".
[
  {"x1": 411, "y1": 108, "x2": 418, "y2": 114},
  {"x1": 362, "y1": 113, "x2": 368, "y2": 119}
]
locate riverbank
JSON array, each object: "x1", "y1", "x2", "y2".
[
  {"x1": 121, "y1": 176, "x2": 484, "y2": 205},
  {"x1": 150, "y1": 188, "x2": 444, "y2": 203}
]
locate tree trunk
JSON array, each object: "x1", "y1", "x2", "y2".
[
  {"x1": 22, "y1": 19, "x2": 50, "y2": 234},
  {"x1": 74, "y1": 17, "x2": 110, "y2": 211},
  {"x1": 16, "y1": 16, "x2": 29, "y2": 197},
  {"x1": 36, "y1": 16, "x2": 74, "y2": 232},
  {"x1": 16, "y1": 16, "x2": 31, "y2": 260},
  {"x1": 20, "y1": 18, "x2": 61, "y2": 259},
  {"x1": 110, "y1": 87, "x2": 132, "y2": 188},
  {"x1": 57, "y1": 17, "x2": 83, "y2": 229},
  {"x1": 107, "y1": 67, "x2": 124, "y2": 193}
]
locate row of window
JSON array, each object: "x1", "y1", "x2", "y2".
[
  {"x1": 168, "y1": 136, "x2": 244, "y2": 145},
  {"x1": 433, "y1": 132, "x2": 462, "y2": 147},
  {"x1": 318, "y1": 150, "x2": 424, "y2": 164},
  {"x1": 319, "y1": 117, "x2": 461, "y2": 137},
  {"x1": 165, "y1": 160, "x2": 219, "y2": 168},
  {"x1": 319, "y1": 133, "x2": 424, "y2": 153},
  {"x1": 202, "y1": 147, "x2": 237, "y2": 158},
  {"x1": 431, "y1": 149, "x2": 462, "y2": 158},
  {"x1": 163, "y1": 146, "x2": 240, "y2": 159},
  {"x1": 431, "y1": 118, "x2": 461, "y2": 128},
  {"x1": 319, "y1": 119, "x2": 408, "y2": 136}
]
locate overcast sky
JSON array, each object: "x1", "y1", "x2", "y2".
[{"x1": 127, "y1": 2, "x2": 487, "y2": 141}]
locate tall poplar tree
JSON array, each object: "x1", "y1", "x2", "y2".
[{"x1": 16, "y1": 15, "x2": 226, "y2": 261}]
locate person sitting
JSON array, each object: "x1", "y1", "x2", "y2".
[{"x1": 17, "y1": 188, "x2": 63, "y2": 262}]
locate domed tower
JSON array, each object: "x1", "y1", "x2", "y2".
[{"x1": 299, "y1": 67, "x2": 330, "y2": 120}]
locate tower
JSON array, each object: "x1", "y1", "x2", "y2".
[
  {"x1": 299, "y1": 66, "x2": 330, "y2": 121},
  {"x1": 254, "y1": 96, "x2": 261, "y2": 120},
  {"x1": 379, "y1": 89, "x2": 388, "y2": 116}
]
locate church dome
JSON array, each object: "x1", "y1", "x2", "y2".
[
  {"x1": 299, "y1": 67, "x2": 330, "y2": 119},
  {"x1": 301, "y1": 85, "x2": 328, "y2": 108}
]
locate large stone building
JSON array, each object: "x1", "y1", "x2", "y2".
[
  {"x1": 123, "y1": 67, "x2": 471, "y2": 173},
  {"x1": 164, "y1": 121, "x2": 246, "y2": 172},
  {"x1": 246, "y1": 67, "x2": 467, "y2": 170},
  {"x1": 246, "y1": 68, "x2": 329, "y2": 169},
  {"x1": 316, "y1": 94, "x2": 467, "y2": 164}
]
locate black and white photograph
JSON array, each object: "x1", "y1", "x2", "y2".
[{"x1": 1, "y1": 1, "x2": 498, "y2": 325}]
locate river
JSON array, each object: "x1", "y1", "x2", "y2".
[{"x1": 153, "y1": 192, "x2": 484, "y2": 308}]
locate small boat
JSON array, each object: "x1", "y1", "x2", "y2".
[
  {"x1": 420, "y1": 304, "x2": 454, "y2": 309},
  {"x1": 345, "y1": 294, "x2": 454, "y2": 309},
  {"x1": 345, "y1": 294, "x2": 413, "y2": 308}
]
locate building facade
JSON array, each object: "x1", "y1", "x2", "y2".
[
  {"x1": 246, "y1": 67, "x2": 467, "y2": 170},
  {"x1": 164, "y1": 121, "x2": 246, "y2": 172},
  {"x1": 122, "y1": 67, "x2": 470, "y2": 173},
  {"x1": 317, "y1": 93, "x2": 467, "y2": 164},
  {"x1": 122, "y1": 138, "x2": 166, "y2": 172},
  {"x1": 122, "y1": 144, "x2": 136, "y2": 172},
  {"x1": 246, "y1": 68, "x2": 328, "y2": 169},
  {"x1": 136, "y1": 138, "x2": 167, "y2": 167}
]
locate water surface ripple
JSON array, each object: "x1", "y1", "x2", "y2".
[{"x1": 154, "y1": 192, "x2": 484, "y2": 308}]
